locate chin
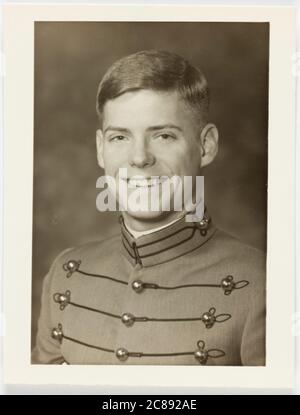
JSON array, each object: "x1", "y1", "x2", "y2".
[{"x1": 125, "y1": 208, "x2": 167, "y2": 222}]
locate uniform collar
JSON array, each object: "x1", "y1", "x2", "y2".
[{"x1": 120, "y1": 209, "x2": 216, "y2": 267}]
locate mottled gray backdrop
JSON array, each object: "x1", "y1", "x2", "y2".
[{"x1": 32, "y1": 22, "x2": 269, "y2": 347}]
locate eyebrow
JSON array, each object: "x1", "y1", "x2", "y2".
[
  {"x1": 103, "y1": 126, "x2": 130, "y2": 134},
  {"x1": 146, "y1": 124, "x2": 183, "y2": 132},
  {"x1": 103, "y1": 124, "x2": 183, "y2": 134}
]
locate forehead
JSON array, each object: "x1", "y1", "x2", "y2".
[{"x1": 102, "y1": 89, "x2": 198, "y2": 130}]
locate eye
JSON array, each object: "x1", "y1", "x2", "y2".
[
  {"x1": 156, "y1": 133, "x2": 176, "y2": 141},
  {"x1": 109, "y1": 135, "x2": 127, "y2": 142}
]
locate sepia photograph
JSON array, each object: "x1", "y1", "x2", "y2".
[
  {"x1": 31, "y1": 21, "x2": 268, "y2": 366},
  {"x1": 3, "y1": 4, "x2": 295, "y2": 389}
]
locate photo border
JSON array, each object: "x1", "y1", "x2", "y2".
[{"x1": 3, "y1": 4, "x2": 296, "y2": 389}]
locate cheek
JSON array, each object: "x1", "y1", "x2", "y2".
[
  {"x1": 161, "y1": 144, "x2": 200, "y2": 176},
  {"x1": 103, "y1": 145, "x2": 129, "y2": 174},
  {"x1": 183, "y1": 141, "x2": 201, "y2": 171}
]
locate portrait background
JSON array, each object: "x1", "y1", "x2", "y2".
[{"x1": 32, "y1": 22, "x2": 269, "y2": 347}]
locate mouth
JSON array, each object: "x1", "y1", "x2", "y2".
[{"x1": 123, "y1": 177, "x2": 168, "y2": 189}]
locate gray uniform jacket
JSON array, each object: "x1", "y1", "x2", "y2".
[{"x1": 32, "y1": 212, "x2": 266, "y2": 365}]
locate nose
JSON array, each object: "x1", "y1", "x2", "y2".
[{"x1": 129, "y1": 139, "x2": 155, "y2": 169}]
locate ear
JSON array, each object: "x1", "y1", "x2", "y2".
[
  {"x1": 199, "y1": 123, "x2": 219, "y2": 168},
  {"x1": 96, "y1": 129, "x2": 105, "y2": 169}
]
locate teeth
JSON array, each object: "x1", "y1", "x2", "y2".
[{"x1": 127, "y1": 178, "x2": 166, "y2": 188}]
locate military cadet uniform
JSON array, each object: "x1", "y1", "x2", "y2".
[{"x1": 32, "y1": 211, "x2": 266, "y2": 366}]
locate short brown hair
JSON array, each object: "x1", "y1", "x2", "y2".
[{"x1": 96, "y1": 50, "x2": 209, "y2": 125}]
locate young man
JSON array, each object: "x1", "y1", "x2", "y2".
[{"x1": 32, "y1": 50, "x2": 266, "y2": 365}]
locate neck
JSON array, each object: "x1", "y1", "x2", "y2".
[{"x1": 122, "y1": 211, "x2": 186, "y2": 233}]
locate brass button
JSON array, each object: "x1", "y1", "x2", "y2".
[
  {"x1": 53, "y1": 290, "x2": 70, "y2": 310},
  {"x1": 63, "y1": 260, "x2": 81, "y2": 277},
  {"x1": 221, "y1": 275, "x2": 235, "y2": 295},
  {"x1": 59, "y1": 294, "x2": 67, "y2": 303},
  {"x1": 194, "y1": 349, "x2": 209, "y2": 365},
  {"x1": 51, "y1": 324, "x2": 63, "y2": 343},
  {"x1": 115, "y1": 347, "x2": 129, "y2": 362},
  {"x1": 199, "y1": 219, "x2": 209, "y2": 228},
  {"x1": 201, "y1": 311, "x2": 216, "y2": 329},
  {"x1": 121, "y1": 313, "x2": 135, "y2": 327},
  {"x1": 132, "y1": 280, "x2": 144, "y2": 293},
  {"x1": 66, "y1": 260, "x2": 79, "y2": 271},
  {"x1": 197, "y1": 217, "x2": 209, "y2": 236}
]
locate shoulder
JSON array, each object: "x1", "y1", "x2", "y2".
[
  {"x1": 46, "y1": 233, "x2": 122, "y2": 281},
  {"x1": 53, "y1": 233, "x2": 121, "y2": 264},
  {"x1": 202, "y1": 227, "x2": 266, "y2": 291},
  {"x1": 212, "y1": 228, "x2": 265, "y2": 264}
]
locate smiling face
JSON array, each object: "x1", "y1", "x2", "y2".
[{"x1": 96, "y1": 89, "x2": 218, "y2": 230}]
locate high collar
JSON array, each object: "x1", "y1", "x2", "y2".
[{"x1": 120, "y1": 210, "x2": 216, "y2": 267}]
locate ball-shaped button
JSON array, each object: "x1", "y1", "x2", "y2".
[
  {"x1": 66, "y1": 260, "x2": 79, "y2": 271},
  {"x1": 121, "y1": 313, "x2": 135, "y2": 327},
  {"x1": 202, "y1": 312, "x2": 211, "y2": 322},
  {"x1": 221, "y1": 275, "x2": 235, "y2": 294},
  {"x1": 51, "y1": 326, "x2": 63, "y2": 343},
  {"x1": 63, "y1": 260, "x2": 81, "y2": 277},
  {"x1": 116, "y1": 347, "x2": 129, "y2": 362},
  {"x1": 132, "y1": 280, "x2": 144, "y2": 293},
  {"x1": 202, "y1": 312, "x2": 216, "y2": 328},
  {"x1": 199, "y1": 219, "x2": 208, "y2": 228},
  {"x1": 59, "y1": 294, "x2": 67, "y2": 303},
  {"x1": 194, "y1": 349, "x2": 208, "y2": 364}
]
